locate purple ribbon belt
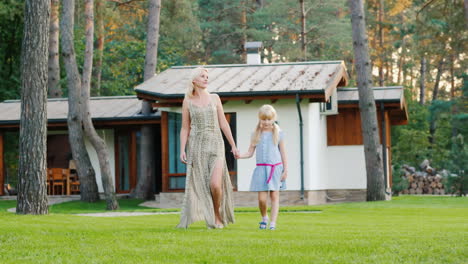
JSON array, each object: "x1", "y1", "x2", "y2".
[{"x1": 256, "y1": 162, "x2": 282, "y2": 184}]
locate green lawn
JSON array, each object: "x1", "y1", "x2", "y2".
[{"x1": 0, "y1": 196, "x2": 467, "y2": 264}]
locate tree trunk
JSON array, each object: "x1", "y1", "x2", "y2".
[
  {"x1": 61, "y1": 0, "x2": 100, "y2": 202},
  {"x1": 397, "y1": 35, "x2": 406, "y2": 84},
  {"x1": 48, "y1": 0, "x2": 61, "y2": 98},
  {"x1": 429, "y1": 58, "x2": 444, "y2": 145},
  {"x1": 241, "y1": 0, "x2": 247, "y2": 62},
  {"x1": 348, "y1": 0, "x2": 386, "y2": 201},
  {"x1": 378, "y1": 0, "x2": 384, "y2": 87},
  {"x1": 464, "y1": 0, "x2": 468, "y2": 28},
  {"x1": 92, "y1": 0, "x2": 104, "y2": 96},
  {"x1": 300, "y1": 0, "x2": 307, "y2": 61},
  {"x1": 81, "y1": 0, "x2": 119, "y2": 210},
  {"x1": 131, "y1": 0, "x2": 161, "y2": 200},
  {"x1": 16, "y1": 0, "x2": 50, "y2": 215},
  {"x1": 419, "y1": 56, "x2": 426, "y2": 105},
  {"x1": 432, "y1": 58, "x2": 444, "y2": 102}
]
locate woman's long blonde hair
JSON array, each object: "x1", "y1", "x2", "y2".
[
  {"x1": 251, "y1": 105, "x2": 281, "y2": 146},
  {"x1": 185, "y1": 67, "x2": 208, "y2": 98}
]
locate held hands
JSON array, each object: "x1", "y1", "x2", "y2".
[
  {"x1": 231, "y1": 146, "x2": 240, "y2": 159},
  {"x1": 180, "y1": 151, "x2": 187, "y2": 164}
]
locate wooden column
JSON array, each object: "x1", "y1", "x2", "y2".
[
  {"x1": 161, "y1": 112, "x2": 168, "y2": 192},
  {"x1": 0, "y1": 133, "x2": 4, "y2": 195}
]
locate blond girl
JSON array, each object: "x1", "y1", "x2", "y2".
[{"x1": 238, "y1": 105, "x2": 288, "y2": 230}]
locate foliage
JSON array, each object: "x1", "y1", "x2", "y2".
[
  {"x1": 443, "y1": 135, "x2": 468, "y2": 196},
  {"x1": 0, "y1": 0, "x2": 23, "y2": 101},
  {"x1": 0, "y1": 196, "x2": 467, "y2": 263},
  {"x1": 391, "y1": 165, "x2": 409, "y2": 196}
]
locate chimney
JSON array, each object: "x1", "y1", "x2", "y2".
[{"x1": 245, "y1": 41, "x2": 263, "y2": 64}]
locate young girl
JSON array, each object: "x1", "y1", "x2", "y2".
[{"x1": 238, "y1": 105, "x2": 288, "y2": 230}]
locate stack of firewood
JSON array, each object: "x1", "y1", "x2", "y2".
[{"x1": 400, "y1": 160, "x2": 446, "y2": 195}]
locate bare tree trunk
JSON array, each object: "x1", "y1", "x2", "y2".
[
  {"x1": 429, "y1": 58, "x2": 445, "y2": 145},
  {"x1": 48, "y1": 0, "x2": 61, "y2": 98},
  {"x1": 300, "y1": 0, "x2": 307, "y2": 61},
  {"x1": 81, "y1": 0, "x2": 118, "y2": 210},
  {"x1": 348, "y1": 0, "x2": 386, "y2": 201},
  {"x1": 397, "y1": 36, "x2": 406, "y2": 84},
  {"x1": 464, "y1": 0, "x2": 468, "y2": 28},
  {"x1": 131, "y1": 0, "x2": 161, "y2": 200},
  {"x1": 92, "y1": 0, "x2": 104, "y2": 96},
  {"x1": 450, "y1": 53, "x2": 458, "y2": 137},
  {"x1": 419, "y1": 56, "x2": 426, "y2": 105},
  {"x1": 241, "y1": 0, "x2": 247, "y2": 62},
  {"x1": 61, "y1": 0, "x2": 100, "y2": 202},
  {"x1": 16, "y1": 0, "x2": 50, "y2": 215},
  {"x1": 378, "y1": 0, "x2": 384, "y2": 86},
  {"x1": 432, "y1": 58, "x2": 444, "y2": 102}
]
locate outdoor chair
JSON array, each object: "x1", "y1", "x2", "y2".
[{"x1": 48, "y1": 168, "x2": 65, "y2": 195}]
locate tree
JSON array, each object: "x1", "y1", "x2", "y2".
[
  {"x1": 91, "y1": 0, "x2": 105, "y2": 96},
  {"x1": 48, "y1": 0, "x2": 61, "y2": 98},
  {"x1": 80, "y1": 0, "x2": 119, "y2": 210},
  {"x1": 61, "y1": 0, "x2": 101, "y2": 203},
  {"x1": 16, "y1": 0, "x2": 50, "y2": 215},
  {"x1": 131, "y1": 0, "x2": 161, "y2": 200},
  {"x1": 348, "y1": 0, "x2": 386, "y2": 201}
]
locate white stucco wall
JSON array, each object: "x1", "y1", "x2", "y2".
[
  {"x1": 305, "y1": 103, "x2": 329, "y2": 190},
  {"x1": 84, "y1": 129, "x2": 115, "y2": 192},
  {"x1": 326, "y1": 145, "x2": 367, "y2": 189}
]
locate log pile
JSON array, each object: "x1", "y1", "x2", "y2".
[{"x1": 400, "y1": 160, "x2": 445, "y2": 195}]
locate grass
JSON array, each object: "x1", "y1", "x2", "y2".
[{"x1": 0, "y1": 196, "x2": 467, "y2": 264}]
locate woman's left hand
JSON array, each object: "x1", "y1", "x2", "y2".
[{"x1": 231, "y1": 147, "x2": 240, "y2": 159}]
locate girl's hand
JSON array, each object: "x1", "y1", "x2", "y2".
[
  {"x1": 281, "y1": 170, "x2": 288, "y2": 181},
  {"x1": 180, "y1": 151, "x2": 187, "y2": 164}
]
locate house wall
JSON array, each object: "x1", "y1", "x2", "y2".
[
  {"x1": 48, "y1": 129, "x2": 115, "y2": 193},
  {"x1": 325, "y1": 145, "x2": 366, "y2": 189},
  {"x1": 305, "y1": 103, "x2": 329, "y2": 191}
]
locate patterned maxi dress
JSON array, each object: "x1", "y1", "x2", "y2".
[{"x1": 176, "y1": 97, "x2": 235, "y2": 228}]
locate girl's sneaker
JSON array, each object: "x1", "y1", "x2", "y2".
[
  {"x1": 269, "y1": 226, "x2": 276, "y2": 230},
  {"x1": 259, "y1": 222, "x2": 267, "y2": 230}
]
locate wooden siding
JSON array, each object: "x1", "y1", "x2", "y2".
[
  {"x1": 161, "y1": 112, "x2": 169, "y2": 192},
  {"x1": 327, "y1": 107, "x2": 391, "y2": 146}
]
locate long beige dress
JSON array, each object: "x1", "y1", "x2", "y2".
[{"x1": 176, "y1": 97, "x2": 235, "y2": 228}]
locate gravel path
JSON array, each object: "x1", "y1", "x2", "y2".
[{"x1": 75, "y1": 211, "x2": 179, "y2": 217}]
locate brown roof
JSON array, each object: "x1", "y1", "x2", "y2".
[
  {"x1": 0, "y1": 96, "x2": 160, "y2": 128},
  {"x1": 337, "y1": 86, "x2": 408, "y2": 125},
  {"x1": 135, "y1": 61, "x2": 349, "y2": 105}
]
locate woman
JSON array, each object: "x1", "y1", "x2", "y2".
[{"x1": 177, "y1": 67, "x2": 238, "y2": 229}]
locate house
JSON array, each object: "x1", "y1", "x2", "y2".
[
  {"x1": 134, "y1": 61, "x2": 408, "y2": 206},
  {"x1": 0, "y1": 61, "x2": 408, "y2": 206},
  {"x1": 0, "y1": 96, "x2": 161, "y2": 196}
]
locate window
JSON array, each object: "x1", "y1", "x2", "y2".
[{"x1": 320, "y1": 88, "x2": 338, "y2": 115}]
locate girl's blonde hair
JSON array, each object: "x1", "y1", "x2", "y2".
[
  {"x1": 251, "y1": 105, "x2": 281, "y2": 146},
  {"x1": 185, "y1": 67, "x2": 208, "y2": 98}
]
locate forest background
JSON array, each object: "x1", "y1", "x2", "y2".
[{"x1": 0, "y1": 0, "x2": 467, "y2": 192}]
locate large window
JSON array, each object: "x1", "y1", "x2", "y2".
[{"x1": 168, "y1": 112, "x2": 186, "y2": 189}]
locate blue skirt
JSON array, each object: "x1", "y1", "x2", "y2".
[{"x1": 249, "y1": 164, "x2": 286, "y2": 191}]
